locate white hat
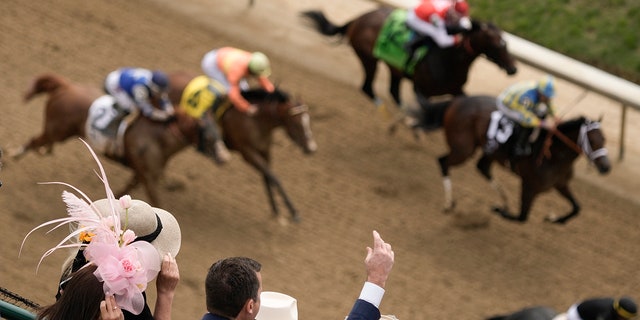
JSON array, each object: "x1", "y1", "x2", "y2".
[{"x1": 256, "y1": 291, "x2": 298, "y2": 320}]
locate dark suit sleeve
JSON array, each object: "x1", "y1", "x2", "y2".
[{"x1": 346, "y1": 299, "x2": 381, "y2": 320}]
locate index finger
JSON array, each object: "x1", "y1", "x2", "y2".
[{"x1": 372, "y1": 230, "x2": 384, "y2": 248}]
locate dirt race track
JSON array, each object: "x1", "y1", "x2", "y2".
[{"x1": 1, "y1": 1, "x2": 640, "y2": 319}]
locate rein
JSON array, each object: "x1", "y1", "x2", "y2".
[
  {"x1": 537, "y1": 121, "x2": 607, "y2": 164},
  {"x1": 462, "y1": 36, "x2": 475, "y2": 55}
]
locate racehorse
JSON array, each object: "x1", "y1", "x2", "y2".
[
  {"x1": 168, "y1": 71, "x2": 317, "y2": 223},
  {"x1": 437, "y1": 95, "x2": 611, "y2": 224},
  {"x1": 487, "y1": 306, "x2": 559, "y2": 320},
  {"x1": 301, "y1": 7, "x2": 517, "y2": 108},
  {"x1": 10, "y1": 73, "x2": 222, "y2": 206}
]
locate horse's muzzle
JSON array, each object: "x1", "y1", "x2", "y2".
[
  {"x1": 595, "y1": 156, "x2": 611, "y2": 174},
  {"x1": 505, "y1": 66, "x2": 518, "y2": 75}
]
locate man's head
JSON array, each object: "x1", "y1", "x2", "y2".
[
  {"x1": 537, "y1": 75, "x2": 555, "y2": 101},
  {"x1": 614, "y1": 297, "x2": 637, "y2": 320},
  {"x1": 205, "y1": 257, "x2": 262, "y2": 319}
]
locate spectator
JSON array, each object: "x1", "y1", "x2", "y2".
[
  {"x1": 22, "y1": 140, "x2": 181, "y2": 320},
  {"x1": 566, "y1": 297, "x2": 637, "y2": 320},
  {"x1": 200, "y1": 230, "x2": 394, "y2": 320},
  {"x1": 346, "y1": 230, "x2": 395, "y2": 320},
  {"x1": 201, "y1": 257, "x2": 263, "y2": 320},
  {"x1": 37, "y1": 264, "x2": 124, "y2": 320}
]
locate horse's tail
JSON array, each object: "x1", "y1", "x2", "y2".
[
  {"x1": 300, "y1": 10, "x2": 350, "y2": 37},
  {"x1": 24, "y1": 73, "x2": 70, "y2": 102}
]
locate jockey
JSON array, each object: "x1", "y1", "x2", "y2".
[
  {"x1": 104, "y1": 67, "x2": 175, "y2": 121},
  {"x1": 405, "y1": 0, "x2": 472, "y2": 62},
  {"x1": 201, "y1": 47, "x2": 275, "y2": 116},
  {"x1": 497, "y1": 75, "x2": 560, "y2": 157}
]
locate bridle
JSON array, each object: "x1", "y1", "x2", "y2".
[
  {"x1": 577, "y1": 121, "x2": 608, "y2": 161},
  {"x1": 541, "y1": 120, "x2": 608, "y2": 164}
]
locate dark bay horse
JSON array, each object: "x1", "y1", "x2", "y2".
[
  {"x1": 437, "y1": 95, "x2": 611, "y2": 224},
  {"x1": 168, "y1": 71, "x2": 317, "y2": 223},
  {"x1": 487, "y1": 306, "x2": 559, "y2": 320},
  {"x1": 10, "y1": 73, "x2": 221, "y2": 206},
  {"x1": 301, "y1": 7, "x2": 517, "y2": 108}
]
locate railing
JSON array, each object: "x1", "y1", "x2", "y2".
[{"x1": 372, "y1": 0, "x2": 640, "y2": 160}]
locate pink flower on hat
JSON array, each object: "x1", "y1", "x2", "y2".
[{"x1": 85, "y1": 238, "x2": 160, "y2": 314}]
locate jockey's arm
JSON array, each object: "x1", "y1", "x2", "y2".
[
  {"x1": 132, "y1": 84, "x2": 157, "y2": 118},
  {"x1": 228, "y1": 83, "x2": 252, "y2": 113},
  {"x1": 510, "y1": 99, "x2": 542, "y2": 128},
  {"x1": 258, "y1": 76, "x2": 275, "y2": 92},
  {"x1": 407, "y1": 11, "x2": 457, "y2": 47}
]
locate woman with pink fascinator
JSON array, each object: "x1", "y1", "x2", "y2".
[{"x1": 21, "y1": 140, "x2": 181, "y2": 320}]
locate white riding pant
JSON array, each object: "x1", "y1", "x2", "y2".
[{"x1": 405, "y1": 10, "x2": 456, "y2": 48}]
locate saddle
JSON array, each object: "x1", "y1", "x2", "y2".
[
  {"x1": 485, "y1": 110, "x2": 545, "y2": 160},
  {"x1": 373, "y1": 9, "x2": 428, "y2": 75}
]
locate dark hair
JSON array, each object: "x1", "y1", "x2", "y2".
[
  {"x1": 205, "y1": 257, "x2": 262, "y2": 318},
  {"x1": 38, "y1": 264, "x2": 103, "y2": 320}
]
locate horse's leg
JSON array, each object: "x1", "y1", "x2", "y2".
[
  {"x1": 476, "y1": 155, "x2": 509, "y2": 212},
  {"x1": 10, "y1": 135, "x2": 54, "y2": 159},
  {"x1": 241, "y1": 150, "x2": 300, "y2": 223},
  {"x1": 495, "y1": 180, "x2": 536, "y2": 222},
  {"x1": 388, "y1": 70, "x2": 403, "y2": 107},
  {"x1": 437, "y1": 154, "x2": 455, "y2": 212},
  {"x1": 545, "y1": 184, "x2": 580, "y2": 224},
  {"x1": 262, "y1": 173, "x2": 279, "y2": 217},
  {"x1": 356, "y1": 52, "x2": 380, "y2": 106}
]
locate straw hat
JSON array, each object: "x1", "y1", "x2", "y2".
[
  {"x1": 256, "y1": 291, "x2": 298, "y2": 320},
  {"x1": 93, "y1": 198, "x2": 182, "y2": 260}
]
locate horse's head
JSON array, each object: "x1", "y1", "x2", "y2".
[
  {"x1": 467, "y1": 21, "x2": 517, "y2": 75},
  {"x1": 255, "y1": 89, "x2": 317, "y2": 155},
  {"x1": 558, "y1": 117, "x2": 611, "y2": 174}
]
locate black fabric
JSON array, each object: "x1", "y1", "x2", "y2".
[{"x1": 133, "y1": 214, "x2": 163, "y2": 244}]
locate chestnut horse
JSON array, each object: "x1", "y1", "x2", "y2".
[
  {"x1": 11, "y1": 73, "x2": 221, "y2": 206},
  {"x1": 301, "y1": 7, "x2": 517, "y2": 108},
  {"x1": 168, "y1": 71, "x2": 317, "y2": 223},
  {"x1": 438, "y1": 95, "x2": 611, "y2": 224}
]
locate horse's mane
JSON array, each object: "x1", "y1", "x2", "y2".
[
  {"x1": 557, "y1": 116, "x2": 588, "y2": 132},
  {"x1": 470, "y1": 19, "x2": 499, "y2": 33},
  {"x1": 241, "y1": 88, "x2": 290, "y2": 103}
]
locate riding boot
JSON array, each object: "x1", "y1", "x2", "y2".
[
  {"x1": 513, "y1": 127, "x2": 533, "y2": 157},
  {"x1": 404, "y1": 35, "x2": 427, "y2": 72}
]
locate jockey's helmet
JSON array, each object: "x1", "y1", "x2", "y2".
[
  {"x1": 615, "y1": 297, "x2": 638, "y2": 320},
  {"x1": 454, "y1": 0, "x2": 469, "y2": 16},
  {"x1": 248, "y1": 52, "x2": 272, "y2": 77},
  {"x1": 537, "y1": 75, "x2": 555, "y2": 99},
  {"x1": 150, "y1": 70, "x2": 170, "y2": 93}
]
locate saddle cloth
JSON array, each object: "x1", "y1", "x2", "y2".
[
  {"x1": 485, "y1": 110, "x2": 515, "y2": 154},
  {"x1": 373, "y1": 9, "x2": 427, "y2": 75},
  {"x1": 181, "y1": 75, "x2": 231, "y2": 123},
  {"x1": 85, "y1": 95, "x2": 136, "y2": 158}
]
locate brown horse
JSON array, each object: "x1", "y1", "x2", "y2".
[
  {"x1": 168, "y1": 71, "x2": 317, "y2": 223},
  {"x1": 10, "y1": 73, "x2": 221, "y2": 206},
  {"x1": 437, "y1": 95, "x2": 611, "y2": 224},
  {"x1": 301, "y1": 7, "x2": 517, "y2": 108}
]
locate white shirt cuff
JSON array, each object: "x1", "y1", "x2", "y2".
[{"x1": 358, "y1": 281, "x2": 385, "y2": 308}]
